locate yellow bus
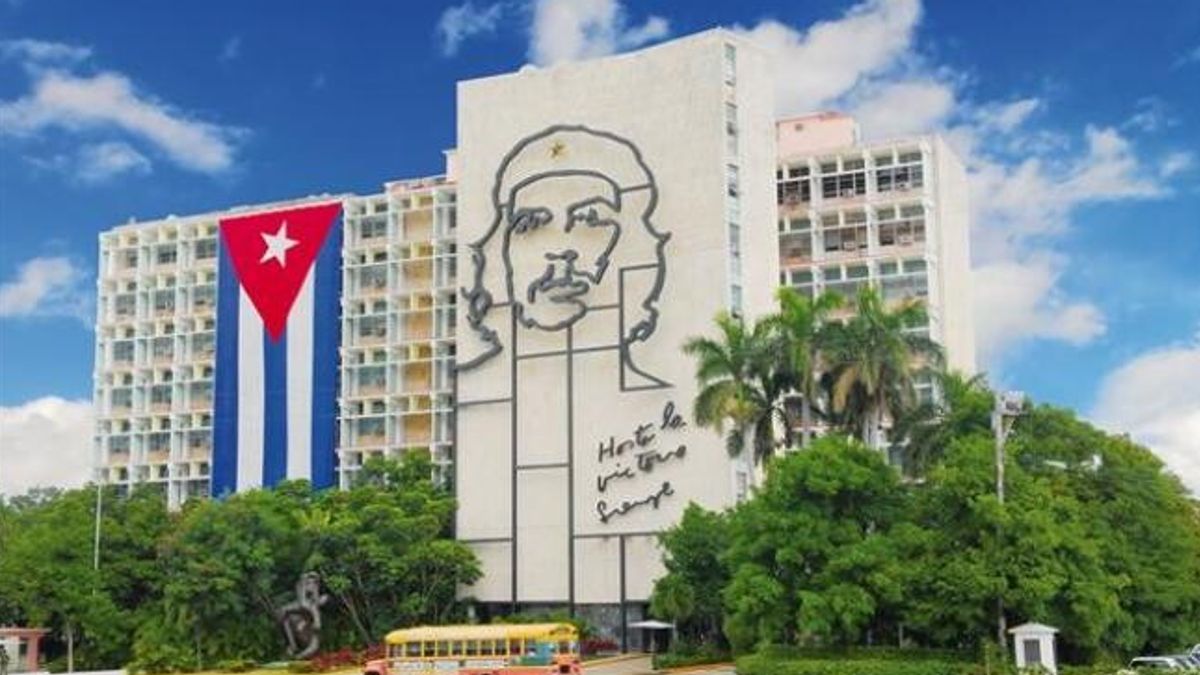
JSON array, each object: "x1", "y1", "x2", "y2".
[{"x1": 364, "y1": 623, "x2": 582, "y2": 675}]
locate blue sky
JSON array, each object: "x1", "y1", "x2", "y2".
[{"x1": 0, "y1": 0, "x2": 1197, "y2": 492}]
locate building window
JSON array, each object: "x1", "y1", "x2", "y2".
[
  {"x1": 113, "y1": 340, "x2": 135, "y2": 363},
  {"x1": 358, "y1": 366, "x2": 386, "y2": 392},
  {"x1": 359, "y1": 264, "x2": 388, "y2": 291},
  {"x1": 726, "y1": 164, "x2": 740, "y2": 198},
  {"x1": 193, "y1": 285, "x2": 215, "y2": 311},
  {"x1": 358, "y1": 316, "x2": 387, "y2": 340},
  {"x1": 151, "y1": 385, "x2": 172, "y2": 405},
  {"x1": 821, "y1": 170, "x2": 867, "y2": 199},
  {"x1": 723, "y1": 43, "x2": 737, "y2": 84},
  {"x1": 777, "y1": 165, "x2": 811, "y2": 205},
  {"x1": 114, "y1": 294, "x2": 136, "y2": 318},
  {"x1": 876, "y1": 152, "x2": 924, "y2": 193},
  {"x1": 195, "y1": 239, "x2": 217, "y2": 260},
  {"x1": 153, "y1": 289, "x2": 175, "y2": 314},
  {"x1": 360, "y1": 215, "x2": 388, "y2": 241},
  {"x1": 156, "y1": 245, "x2": 178, "y2": 266},
  {"x1": 192, "y1": 332, "x2": 215, "y2": 358}
]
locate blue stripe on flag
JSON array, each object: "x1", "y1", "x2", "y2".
[
  {"x1": 311, "y1": 213, "x2": 341, "y2": 489},
  {"x1": 212, "y1": 244, "x2": 240, "y2": 497},
  {"x1": 262, "y1": 329, "x2": 288, "y2": 486}
]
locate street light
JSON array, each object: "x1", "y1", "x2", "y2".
[{"x1": 992, "y1": 390, "x2": 1023, "y2": 656}]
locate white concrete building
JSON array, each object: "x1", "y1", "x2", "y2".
[
  {"x1": 452, "y1": 29, "x2": 776, "y2": 634},
  {"x1": 775, "y1": 112, "x2": 977, "y2": 387},
  {"x1": 90, "y1": 28, "x2": 973, "y2": 641},
  {"x1": 92, "y1": 183, "x2": 459, "y2": 507}
]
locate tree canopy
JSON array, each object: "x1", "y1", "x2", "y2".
[
  {"x1": 0, "y1": 453, "x2": 480, "y2": 673},
  {"x1": 651, "y1": 398, "x2": 1200, "y2": 663}
]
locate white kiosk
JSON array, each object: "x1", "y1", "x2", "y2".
[{"x1": 1009, "y1": 622, "x2": 1059, "y2": 673}]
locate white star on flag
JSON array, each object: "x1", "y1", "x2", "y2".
[{"x1": 260, "y1": 221, "x2": 299, "y2": 267}]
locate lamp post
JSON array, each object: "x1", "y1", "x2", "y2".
[{"x1": 992, "y1": 391, "x2": 1023, "y2": 655}]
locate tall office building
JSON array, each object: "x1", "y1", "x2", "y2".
[
  {"x1": 90, "y1": 29, "x2": 972, "y2": 637},
  {"x1": 92, "y1": 177, "x2": 459, "y2": 508},
  {"x1": 775, "y1": 112, "x2": 976, "y2": 389}
]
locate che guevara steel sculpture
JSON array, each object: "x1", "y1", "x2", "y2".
[{"x1": 276, "y1": 572, "x2": 329, "y2": 659}]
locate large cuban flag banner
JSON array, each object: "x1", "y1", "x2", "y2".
[{"x1": 212, "y1": 202, "x2": 342, "y2": 495}]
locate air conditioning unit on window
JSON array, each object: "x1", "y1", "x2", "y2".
[
  {"x1": 842, "y1": 240, "x2": 857, "y2": 252},
  {"x1": 899, "y1": 234, "x2": 915, "y2": 245},
  {"x1": 841, "y1": 188, "x2": 858, "y2": 198},
  {"x1": 896, "y1": 181, "x2": 910, "y2": 191}
]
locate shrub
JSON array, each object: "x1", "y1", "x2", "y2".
[
  {"x1": 652, "y1": 643, "x2": 731, "y2": 670},
  {"x1": 218, "y1": 658, "x2": 258, "y2": 673},
  {"x1": 581, "y1": 638, "x2": 620, "y2": 656},
  {"x1": 736, "y1": 652, "x2": 977, "y2": 675}
]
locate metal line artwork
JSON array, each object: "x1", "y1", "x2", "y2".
[
  {"x1": 458, "y1": 124, "x2": 670, "y2": 380},
  {"x1": 458, "y1": 124, "x2": 680, "y2": 611},
  {"x1": 593, "y1": 400, "x2": 688, "y2": 523}
]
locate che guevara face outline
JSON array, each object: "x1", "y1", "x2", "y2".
[{"x1": 501, "y1": 171, "x2": 623, "y2": 332}]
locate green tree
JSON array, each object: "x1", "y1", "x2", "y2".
[
  {"x1": 897, "y1": 403, "x2": 1200, "y2": 662},
  {"x1": 820, "y1": 287, "x2": 943, "y2": 447},
  {"x1": 154, "y1": 485, "x2": 313, "y2": 666},
  {"x1": 890, "y1": 372, "x2": 992, "y2": 477},
  {"x1": 722, "y1": 437, "x2": 905, "y2": 651},
  {"x1": 684, "y1": 313, "x2": 790, "y2": 467},
  {"x1": 650, "y1": 504, "x2": 731, "y2": 644},
  {"x1": 767, "y1": 288, "x2": 843, "y2": 447},
  {"x1": 0, "y1": 486, "x2": 168, "y2": 670},
  {"x1": 304, "y1": 453, "x2": 480, "y2": 644}
]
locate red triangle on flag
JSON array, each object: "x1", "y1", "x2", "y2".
[{"x1": 219, "y1": 202, "x2": 341, "y2": 341}]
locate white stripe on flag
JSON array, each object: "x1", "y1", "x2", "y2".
[
  {"x1": 237, "y1": 289, "x2": 265, "y2": 490},
  {"x1": 286, "y1": 270, "x2": 314, "y2": 480}
]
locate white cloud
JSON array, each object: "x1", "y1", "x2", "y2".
[
  {"x1": 0, "y1": 397, "x2": 94, "y2": 497},
  {"x1": 0, "y1": 38, "x2": 92, "y2": 67},
  {"x1": 438, "y1": 2, "x2": 505, "y2": 56},
  {"x1": 1160, "y1": 151, "x2": 1194, "y2": 178},
  {"x1": 847, "y1": 78, "x2": 956, "y2": 139},
  {"x1": 1122, "y1": 96, "x2": 1174, "y2": 133},
  {"x1": 732, "y1": 0, "x2": 1183, "y2": 370},
  {"x1": 1092, "y1": 336, "x2": 1200, "y2": 494},
  {"x1": 219, "y1": 35, "x2": 242, "y2": 62},
  {"x1": 973, "y1": 255, "x2": 1106, "y2": 364},
  {"x1": 0, "y1": 40, "x2": 245, "y2": 174},
  {"x1": 1173, "y1": 44, "x2": 1200, "y2": 68},
  {"x1": 75, "y1": 141, "x2": 152, "y2": 182},
  {"x1": 0, "y1": 255, "x2": 92, "y2": 322},
  {"x1": 733, "y1": 0, "x2": 921, "y2": 115},
  {"x1": 529, "y1": 0, "x2": 669, "y2": 66}
]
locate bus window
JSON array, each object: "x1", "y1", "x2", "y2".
[
  {"x1": 464, "y1": 641, "x2": 479, "y2": 657},
  {"x1": 479, "y1": 640, "x2": 493, "y2": 656},
  {"x1": 494, "y1": 639, "x2": 507, "y2": 656},
  {"x1": 436, "y1": 641, "x2": 450, "y2": 657},
  {"x1": 509, "y1": 640, "x2": 522, "y2": 656},
  {"x1": 558, "y1": 642, "x2": 571, "y2": 654},
  {"x1": 406, "y1": 642, "x2": 421, "y2": 658},
  {"x1": 422, "y1": 642, "x2": 436, "y2": 658},
  {"x1": 450, "y1": 641, "x2": 463, "y2": 656}
]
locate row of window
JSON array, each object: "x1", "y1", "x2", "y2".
[{"x1": 777, "y1": 155, "x2": 924, "y2": 205}]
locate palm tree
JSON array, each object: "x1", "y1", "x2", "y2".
[
  {"x1": 683, "y1": 312, "x2": 790, "y2": 469},
  {"x1": 821, "y1": 286, "x2": 944, "y2": 448},
  {"x1": 767, "y1": 288, "x2": 843, "y2": 448},
  {"x1": 890, "y1": 372, "x2": 991, "y2": 476}
]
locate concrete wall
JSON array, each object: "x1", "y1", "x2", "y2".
[
  {"x1": 931, "y1": 137, "x2": 976, "y2": 374},
  {"x1": 454, "y1": 30, "x2": 775, "y2": 608}
]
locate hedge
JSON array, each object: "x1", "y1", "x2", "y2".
[{"x1": 735, "y1": 652, "x2": 976, "y2": 675}]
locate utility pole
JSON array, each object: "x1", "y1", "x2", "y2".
[{"x1": 991, "y1": 391, "x2": 1023, "y2": 656}]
